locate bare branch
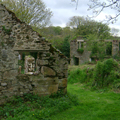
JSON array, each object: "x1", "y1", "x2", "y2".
[{"x1": 88, "y1": 0, "x2": 120, "y2": 23}]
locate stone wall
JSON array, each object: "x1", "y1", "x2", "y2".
[
  {"x1": 0, "y1": 4, "x2": 68, "y2": 105},
  {"x1": 112, "y1": 40, "x2": 120, "y2": 56},
  {"x1": 70, "y1": 38, "x2": 120, "y2": 65},
  {"x1": 70, "y1": 39, "x2": 91, "y2": 65}
]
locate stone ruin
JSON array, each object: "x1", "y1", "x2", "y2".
[
  {"x1": 70, "y1": 37, "x2": 120, "y2": 65},
  {"x1": 0, "y1": 4, "x2": 68, "y2": 104},
  {"x1": 70, "y1": 37, "x2": 91, "y2": 65}
]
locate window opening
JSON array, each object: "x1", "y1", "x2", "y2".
[
  {"x1": 77, "y1": 42, "x2": 84, "y2": 49},
  {"x1": 74, "y1": 57, "x2": 79, "y2": 65},
  {"x1": 81, "y1": 42, "x2": 83, "y2": 48},
  {"x1": 78, "y1": 42, "x2": 79, "y2": 49},
  {"x1": 18, "y1": 52, "x2": 38, "y2": 74}
]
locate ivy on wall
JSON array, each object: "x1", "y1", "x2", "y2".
[{"x1": 77, "y1": 48, "x2": 84, "y2": 54}]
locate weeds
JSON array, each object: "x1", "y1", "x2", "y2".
[
  {"x1": 68, "y1": 58, "x2": 120, "y2": 90},
  {"x1": 68, "y1": 67, "x2": 93, "y2": 84},
  {"x1": 0, "y1": 92, "x2": 79, "y2": 120},
  {"x1": 77, "y1": 48, "x2": 84, "y2": 54},
  {"x1": 68, "y1": 69, "x2": 87, "y2": 84}
]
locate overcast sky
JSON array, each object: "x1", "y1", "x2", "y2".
[{"x1": 43, "y1": 0, "x2": 120, "y2": 35}]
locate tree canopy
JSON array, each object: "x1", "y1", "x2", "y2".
[
  {"x1": 67, "y1": 16, "x2": 111, "y2": 40},
  {"x1": 1, "y1": 0, "x2": 53, "y2": 27}
]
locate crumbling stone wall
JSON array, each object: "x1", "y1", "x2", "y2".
[
  {"x1": 0, "y1": 4, "x2": 68, "y2": 104},
  {"x1": 70, "y1": 39, "x2": 91, "y2": 65},
  {"x1": 70, "y1": 38, "x2": 120, "y2": 65},
  {"x1": 112, "y1": 40, "x2": 120, "y2": 56}
]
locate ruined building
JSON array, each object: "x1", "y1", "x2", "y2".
[
  {"x1": 70, "y1": 37, "x2": 120, "y2": 65},
  {"x1": 0, "y1": 4, "x2": 68, "y2": 104}
]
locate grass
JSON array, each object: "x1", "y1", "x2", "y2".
[
  {"x1": 68, "y1": 59, "x2": 120, "y2": 89},
  {"x1": 68, "y1": 64, "x2": 95, "y2": 72},
  {"x1": 0, "y1": 92, "x2": 78, "y2": 120},
  {"x1": 50, "y1": 83, "x2": 120, "y2": 120},
  {"x1": 1, "y1": 84, "x2": 120, "y2": 120},
  {"x1": 1, "y1": 59, "x2": 120, "y2": 120}
]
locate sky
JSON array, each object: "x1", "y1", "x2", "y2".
[{"x1": 43, "y1": 0, "x2": 120, "y2": 36}]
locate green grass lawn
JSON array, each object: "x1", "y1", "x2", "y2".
[{"x1": 50, "y1": 83, "x2": 120, "y2": 120}]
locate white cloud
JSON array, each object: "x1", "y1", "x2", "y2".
[{"x1": 43, "y1": 0, "x2": 120, "y2": 35}]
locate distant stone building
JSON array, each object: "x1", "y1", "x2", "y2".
[
  {"x1": 70, "y1": 37, "x2": 120, "y2": 65},
  {"x1": 0, "y1": 4, "x2": 68, "y2": 104}
]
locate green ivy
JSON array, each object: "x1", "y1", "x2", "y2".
[{"x1": 77, "y1": 48, "x2": 84, "y2": 54}]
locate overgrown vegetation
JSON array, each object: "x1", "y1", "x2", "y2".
[
  {"x1": 77, "y1": 48, "x2": 84, "y2": 54},
  {"x1": 93, "y1": 59, "x2": 119, "y2": 88},
  {"x1": 34, "y1": 16, "x2": 114, "y2": 58},
  {"x1": 68, "y1": 58, "x2": 120, "y2": 90},
  {"x1": 89, "y1": 41, "x2": 112, "y2": 60},
  {"x1": 68, "y1": 69, "x2": 88, "y2": 84},
  {"x1": 0, "y1": 92, "x2": 79, "y2": 120},
  {"x1": 1, "y1": 59, "x2": 120, "y2": 120}
]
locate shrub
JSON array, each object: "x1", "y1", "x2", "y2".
[
  {"x1": 68, "y1": 69, "x2": 88, "y2": 84},
  {"x1": 77, "y1": 48, "x2": 84, "y2": 54},
  {"x1": 68, "y1": 58, "x2": 120, "y2": 89},
  {"x1": 93, "y1": 58, "x2": 120, "y2": 88}
]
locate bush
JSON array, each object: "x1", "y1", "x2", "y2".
[
  {"x1": 68, "y1": 68, "x2": 91, "y2": 84},
  {"x1": 77, "y1": 48, "x2": 84, "y2": 54},
  {"x1": 93, "y1": 58, "x2": 120, "y2": 88},
  {"x1": 68, "y1": 58, "x2": 120, "y2": 90}
]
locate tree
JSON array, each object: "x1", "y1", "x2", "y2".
[
  {"x1": 88, "y1": 0, "x2": 120, "y2": 23},
  {"x1": 72, "y1": 0, "x2": 120, "y2": 23},
  {"x1": 110, "y1": 27, "x2": 120, "y2": 36},
  {"x1": 67, "y1": 16, "x2": 111, "y2": 40},
  {"x1": 53, "y1": 26, "x2": 62, "y2": 35},
  {"x1": 62, "y1": 27, "x2": 74, "y2": 37},
  {"x1": 1, "y1": 0, "x2": 52, "y2": 27},
  {"x1": 58, "y1": 36, "x2": 70, "y2": 58}
]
